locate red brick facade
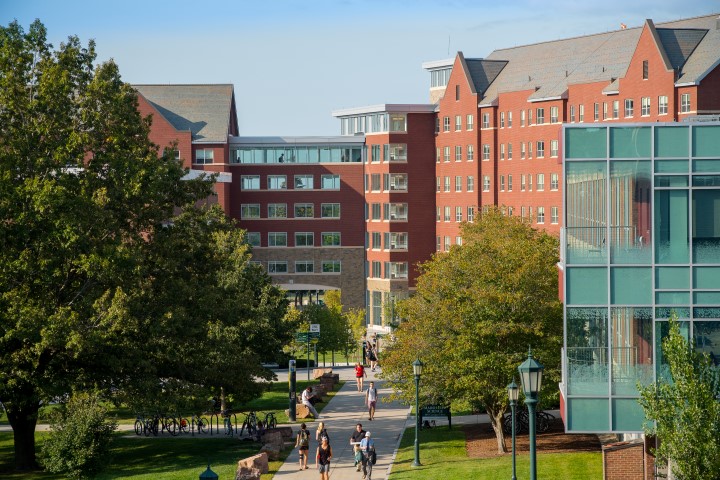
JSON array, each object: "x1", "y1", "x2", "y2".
[{"x1": 602, "y1": 439, "x2": 656, "y2": 480}]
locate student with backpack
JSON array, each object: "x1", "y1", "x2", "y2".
[
  {"x1": 295, "y1": 423, "x2": 310, "y2": 470},
  {"x1": 365, "y1": 381, "x2": 378, "y2": 421},
  {"x1": 360, "y1": 431, "x2": 376, "y2": 480},
  {"x1": 315, "y1": 421, "x2": 330, "y2": 444}
]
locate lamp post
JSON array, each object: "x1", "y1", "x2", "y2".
[
  {"x1": 412, "y1": 358, "x2": 424, "y2": 467},
  {"x1": 507, "y1": 379, "x2": 519, "y2": 480},
  {"x1": 518, "y1": 349, "x2": 544, "y2": 480}
]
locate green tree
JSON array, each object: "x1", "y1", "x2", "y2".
[
  {"x1": 638, "y1": 317, "x2": 720, "y2": 479},
  {"x1": 379, "y1": 208, "x2": 562, "y2": 453},
  {"x1": 0, "y1": 20, "x2": 292, "y2": 470}
]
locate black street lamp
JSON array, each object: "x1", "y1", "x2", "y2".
[
  {"x1": 518, "y1": 349, "x2": 544, "y2": 480},
  {"x1": 412, "y1": 358, "x2": 424, "y2": 467},
  {"x1": 507, "y1": 378, "x2": 519, "y2": 480}
]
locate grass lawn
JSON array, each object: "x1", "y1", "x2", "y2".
[{"x1": 389, "y1": 426, "x2": 602, "y2": 480}]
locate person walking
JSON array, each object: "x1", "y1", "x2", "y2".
[
  {"x1": 302, "y1": 386, "x2": 321, "y2": 419},
  {"x1": 295, "y1": 422, "x2": 311, "y2": 470},
  {"x1": 315, "y1": 421, "x2": 330, "y2": 444},
  {"x1": 360, "y1": 431, "x2": 375, "y2": 480},
  {"x1": 368, "y1": 344, "x2": 378, "y2": 371},
  {"x1": 315, "y1": 435, "x2": 332, "y2": 480},
  {"x1": 349, "y1": 423, "x2": 366, "y2": 472},
  {"x1": 355, "y1": 362, "x2": 367, "y2": 392},
  {"x1": 365, "y1": 381, "x2": 378, "y2": 421}
]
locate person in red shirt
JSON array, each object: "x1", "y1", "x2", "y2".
[{"x1": 355, "y1": 362, "x2": 367, "y2": 392}]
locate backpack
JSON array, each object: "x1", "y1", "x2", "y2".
[
  {"x1": 370, "y1": 449, "x2": 377, "y2": 465},
  {"x1": 298, "y1": 429, "x2": 309, "y2": 447}
]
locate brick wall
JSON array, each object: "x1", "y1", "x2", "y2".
[{"x1": 602, "y1": 438, "x2": 656, "y2": 480}]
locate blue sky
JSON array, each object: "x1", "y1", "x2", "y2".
[{"x1": 2, "y1": 0, "x2": 718, "y2": 135}]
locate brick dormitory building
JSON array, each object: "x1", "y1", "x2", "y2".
[{"x1": 135, "y1": 14, "x2": 720, "y2": 478}]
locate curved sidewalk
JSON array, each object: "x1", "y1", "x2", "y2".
[{"x1": 273, "y1": 368, "x2": 407, "y2": 480}]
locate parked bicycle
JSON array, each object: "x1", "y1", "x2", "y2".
[
  {"x1": 239, "y1": 411, "x2": 258, "y2": 437},
  {"x1": 261, "y1": 411, "x2": 278, "y2": 430},
  {"x1": 502, "y1": 409, "x2": 555, "y2": 435}
]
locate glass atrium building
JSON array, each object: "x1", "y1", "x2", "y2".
[{"x1": 561, "y1": 121, "x2": 720, "y2": 433}]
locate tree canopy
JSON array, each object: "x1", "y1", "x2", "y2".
[
  {"x1": 0, "y1": 19, "x2": 293, "y2": 470},
  {"x1": 379, "y1": 208, "x2": 562, "y2": 453}
]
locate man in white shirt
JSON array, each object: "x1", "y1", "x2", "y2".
[{"x1": 302, "y1": 386, "x2": 320, "y2": 419}]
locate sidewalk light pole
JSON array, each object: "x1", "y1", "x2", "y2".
[
  {"x1": 507, "y1": 379, "x2": 519, "y2": 480},
  {"x1": 518, "y1": 349, "x2": 544, "y2": 480},
  {"x1": 412, "y1": 358, "x2": 424, "y2": 467}
]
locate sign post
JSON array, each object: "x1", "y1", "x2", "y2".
[{"x1": 288, "y1": 360, "x2": 297, "y2": 422}]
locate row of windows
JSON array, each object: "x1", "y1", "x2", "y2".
[
  {"x1": 436, "y1": 145, "x2": 475, "y2": 162},
  {"x1": 368, "y1": 261, "x2": 409, "y2": 279},
  {"x1": 365, "y1": 173, "x2": 408, "y2": 192},
  {"x1": 436, "y1": 206, "x2": 476, "y2": 223},
  {"x1": 340, "y1": 113, "x2": 407, "y2": 135},
  {"x1": 498, "y1": 173, "x2": 560, "y2": 192},
  {"x1": 366, "y1": 203, "x2": 409, "y2": 221},
  {"x1": 436, "y1": 175, "x2": 475, "y2": 193},
  {"x1": 231, "y1": 147, "x2": 362, "y2": 164},
  {"x1": 247, "y1": 232, "x2": 341, "y2": 247},
  {"x1": 434, "y1": 205, "x2": 559, "y2": 227},
  {"x1": 367, "y1": 232, "x2": 409, "y2": 250},
  {"x1": 368, "y1": 144, "x2": 408, "y2": 162},
  {"x1": 241, "y1": 174, "x2": 340, "y2": 191},
  {"x1": 436, "y1": 235, "x2": 463, "y2": 251},
  {"x1": 241, "y1": 203, "x2": 341, "y2": 219},
  {"x1": 568, "y1": 94, "x2": 691, "y2": 122},
  {"x1": 265, "y1": 260, "x2": 341, "y2": 274},
  {"x1": 438, "y1": 114, "x2": 475, "y2": 133}
]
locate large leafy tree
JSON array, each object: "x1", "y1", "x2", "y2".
[
  {"x1": 380, "y1": 208, "x2": 562, "y2": 453},
  {"x1": 0, "y1": 20, "x2": 292, "y2": 470},
  {"x1": 639, "y1": 318, "x2": 720, "y2": 479}
]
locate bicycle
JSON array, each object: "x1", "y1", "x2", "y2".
[
  {"x1": 221, "y1": 409, "x2": 236, "y2": 436},
  {"x1": 239, "y1": 411, "x2": 258, "y2": 437},
  {"x1": 134, "y1": 413, "x2": 148, "y2": 436},
  {"x1": 158, "y1": 413, "x2": 179, "y2": 436},
  {"x1": 194, "y1": 414, "x2": 210, "y2": 434},
  {"x1": 262, "y1": 411, "x2": 278, "y2": 430},
  {"x1": 177, "y1": 414, "x2": 191, "y2": 434}
]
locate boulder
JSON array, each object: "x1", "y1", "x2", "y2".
[
  {"x1": 259, "y1": 442, "x2": 282, "y2": 461},
  {"x1": 237, "y1": 453, "x2": 269, "y2": 474},
  {"x1": 286, "y1": 404, "x2": 312, "y2": 418},
  {"x1": 235, "y1": 466, "x2": 261, "y2": 480},
  {"x1": 265, "y1": 426, "x2": 293, "y2": 441},
  {"x1": 261, "y1": 430, "x2": 284, "y2": 448},
  {"x1": 313, "y1": 368, "x2": 333, "y2": 379}
]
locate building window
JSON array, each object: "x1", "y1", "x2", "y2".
[
  {"x1": 641, "y1": 97, "x2": 651, "y2": 116},
  {"x1": 194, "y1": 148, "x2": 214, "y2": 164},
  {"x1": 294, "y1": 175, "x2": 314, "y2": 189},
  {"x1": 521, "y1": 174, "x2": 526, "y2": 191},
  {"x1": 444, "y1": 236, "x2": 451, "y2": 251},
  {"x1": 482, "y1": 144, "x2": 490, "y2": 160},
  {"x1": 444, "y1": 206, "x2": 451, "y2": 222},
  {"x1": 371, "y1": 232, "x2": 381, "y2": 249},
  {"x1": 467, "y1": 207, "x2": 475, "y2": 222},
  {"x1": 436, "y1": 236, "x2": 441, "y2": 251},
  {"x1": 613, "y1": 100, "x2": 619, "y2": 119},
  {"x1": 483, "y1": 175, "x2": 491, "y2": 192},
  {"x1": 537, "y1": 141, "x2": 545, "y2": 158},
  {"x1": 387, "y1": 144, "x2": 407, "y2": 162},
  {"x1": 321, "y1": 232, "x2": 341, "y2": 246},
  {"x1": 455, "y1": 176, "x2": 462, "y2": 192},
  {"x1": 528, "y1": 141, "x2": 533, "y2": 159},
  {"x1": 642, "y1": 60, "x2": 648, "y2": 79},
  {"x1": 467, "y1": 176, "x2": 474, "y2": 192},
  {"x1": 370, "y1": 173, "x2": 381, "y2": 191},
  {"x1": 321, "y1": 260, "x2": 341, "y2": 273},
  {"x1": 321, "y1": 174, "x2": 340, "y2": 189},
  {"x1": 435, "y1": 117, "x2": 440, "y2": 134},
  {"x1": 247, "y1": 232, "x2": 261, "y2": 247},
  {"x1": 268, "y1": 203, "x2": 287, "y2": 218},
  {"x1": 528, "y1": 108, "x2": 533, "y2": 125},
  {"x1": 390, "y1": 114, "x2": 406, "y2": 132},
  {"x1": 521, "y1": 142, "x2": 526, "y2": 159},
  {"x1": 550, "y1": 106, "x2": 559, "y2": 123},
  {"x1": 508, "y1": 111, "x2": 513, "y2": 127},
  {"x1": 508, "y1": 174, "x2": 513, "y2": 191},
  {"x1": 456, "y1": 236, "x2": 462, "y2": 245},
  {"x1": 537, "y1": 173, "x2": 545, "y2": 191},
  {"x1": 294, "y1": 203, "x2": 314, "y2": 218},
  {"x1": 521, "y1": 109, "x2": 526, "y2": 127},
  {"x1": 295, "y1": 232, "x2": 314, "y2": 247},
  {"x1": 550, "y1": 173, "x2": 559, "y2": 191},
  {"x1": 528, "y1": 174, "x2": 533, "y2": 191},
  {"x1": 436, "y1": 207, "x2": 441, "y2": 222},
  {"x1": 444, "y1": 146, "x2": 450, "y2": 162},
  {"x1": 550, "y1": 139, "x2": 558, "y2": 157},
  {"x1": 387, "y1": 203, "x2": 408, "y2": 221},
  {"x1": 389, "y1": 173, "x2": 407, "y2": 191},
  {"x1": 372, "y1": 260, "x2": 382, "y2": 277},
  {"x1": 482, "y1": 113, "x2": 490, "y2": 129},
  {"x1": 241, "y1": 175, "x2": 260, "y2": 190},
  {"x1": 296, "y1": 260, "x2": 314, "y2": 273},
  {"x1": 551, "y1": 206, "x2": 559, "y2": 224},
  {"x1": 603, "y1": 102, "x2": 608, "y2": 120},
  {"x1": 455, "y1": 206, "x2": 463, "y2": 222},
  {"x1": 444, "y1": 176, "x2": 451, "y2": 192},
  {"x1": 681, "y1": 93, "x2": 691, "y2": 113},
  {"x1": 624, "y1": 99, "x2": 634, "y2": 117},
  {"x1": 455, "y1": 145, "x2": 462, "y2": 161},
  {"x1": 241, "y1": 204, "x2": 260, "y2": 219},
  {"x1": 388, "y1": 232, "x2": 408, "y2": 250},
  {"x1": 321, "y1": 203, "x2": 340, "y2": 218},
  {"x1": 267, "y1": 175, "x2": 287, "y2": 190},
  {"x1": 455, "y1": 84, "x2": 460, "y2": 101},
  {"x1": 500, "y1": 143, "x2": 505, "y2": 160},
  {"x1": 436, "y1": 147, "x2": 441, "y2": 163},
  {"x1": 267, "y1": 261, "x2": 288, "y2": 274},
  {"x1": 500, "y1": 175, "x2": 505, "y2": 191},
  {"x1": 371, "y1": 203, "x2": 381, "y2": 220},
  {"x1": 508, "y1": 143, "x2": 513, "y2": 160},
  {"x1": 268, "y1": 232, "x2": 287, "y2": 247},
  {"x1": 455, "y1": 115, "x2": 462, "y2": 131},
  {"x1": 570, "y1": 105, "x2": 575, "y2": 123},
  {"x1": 436, "y1": 176, "x2": 441, "y2": 192},
  {"x1": 536, "y1": 108, "x2": 545, "y2": 125},
  {"x1": 371, "y1": 145, "x2": 380, "y2": 162},
  {"x1": 467, "y1": 144, "x2": 475, "y2": 161},
  {"x1": 507, "y1": 207, "x2": 513, "y2": 216},
  {"x1": 594, "y1": 103, "x2": 599, "y2": 121},
  {"x1": 579, "y1": 104, "x2": 584, "y2": 122},
  {"x1": 537, "y1": 206, "x2": 545, "y2": 224},
  {"x1": 659, "y1": 95, "x2": 668, "y2": 115},
  {"x1": 466, "y1": 114, "x2": 474, "y2": 130},
  {"x1": 500, "y1": 112, "x2": 505, "y2": 128},
  {"x1": 443, "y1": 116, "x2": 450, "y2": 132}
]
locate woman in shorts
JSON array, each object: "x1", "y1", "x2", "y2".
[{"x1": 315, "y1": 435, "x2": 332, "y2": 479}]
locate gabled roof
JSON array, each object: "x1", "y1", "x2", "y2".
[
  {"x1": 133, "y1": 84, "x2": 235, "y2": 143},
  {"x1": 656, "y1": 27, "x2": 707, "y2": 70},
  {"x1": 461, "y1": 56, "x2": 507, "y2": 96}
]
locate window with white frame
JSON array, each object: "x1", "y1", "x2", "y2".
[
  {"x1": 295, "y1": 203, "x2": 314, "y2": 218},
  {"x1": 537, "y1": 206, "x2": 545, "y2": 224},
  {"x1": 521, "y1": 174, "x2": 526, "y2": 191},
  {"x1": 247, "y1": 232, "x2": 261, "y2": 247},
  {"x1": 508, "y1": 143, "x2": 513, "y2": 160},
  {"x1": 483, "y1": 175, "x2": 490, "y2": 192},
  {"x1": 500, "y1": 112, "x2": 505, "y2": 128},
  {"x1": 613, "y1": 100, "x2": 619, "y2": 119},
  {"x1": 467, "y1": 144, "x2": 474, "y2": 161},
  {"x1": 370, "y1": 173, "x2": 381, "y2": 191},
  {"x1": 321, "y1": 203, "x2": 340, "y2": 218},
  {"x1": 444, "y1": 176, "x2": 451, "y2": 192},
  {"x1": 436, "y1": 207, "x2": 441, "y2": 222},
  {"x1": 267, "y1": 175, "x2": 287, "y2": 189},
  {"x1": 538, "y1": 141, "x2": 545, "y2": 158},
  {"x1": 537, "y1": 173, "x2": 545, "y2": 191},
  {"x1": 482, "y1": 113, "x2": 490, "y2": 129},
  {"x1": 389, "y1": 173, "x2": 407, "y2": 191},
  {"x1": 390, "y1": 114, "x2": 406, "y2": 132},
  {"x1": 603, "y1": 102, "x2": 608, "y2": 120},
  {"x1": 444, "y1": 236, "x2": 451, "y2": 252},
  {"x1": 658, "y1": 95, "x2": 668, "y2": 115},
  {"x1": 295, "y1": 260, "x2": 314, "y2": 273},
  {"x1": 322, "y1": 260, "x2": 341, "y2": 273},
  {"x1": 508, "y1": 111, "x2": 513, "y2": 127},
  {"x1": 467, "y1": 207, "x2": 475, "y2": 222},
  {"x1": 455, "y1": 206, "x2": 462, "y2": 222},
  {"x1": 443, "y1": 116, "x2": 450, "y2": 132},
  {"x1": 528, "y1": 174, "x2": 533, "y2": 191},
  {"x1": 444, "y1": 206, "x2": 451, "y2": 222},
  {"x1": 295, "y1": 232, "x2": 314, "y2": 247},
  {"x1": 241, "y1": 175, "x2": 260, "y2": 190},
  {"x1": 455, "y1": 145, "x2": 462, "y2": 161},
  {"x1": 268, "y1": 203, "x2": 287, "y2": 218},
  {"x1": 467, "y1": 176, "x2": 474, "y2": 192},
  {"x1": 268, "y1": 232, "x2": 287, "y2": 247},
  {"x1": 436, "y1": 147, "x2": 441, "y2": 162},
  {"x1": 500, "y1": 143, "x2": 505, "y2": 160},
  {"x1": 388, "y1": 232, "x2": 408, "y2": 250},
  {"x1": 528, "y1": 141, "x2": 533, "y2": 158},
  {"x1": 528, "y1": 108, "x2": 533, "y2": 125},
  {"x1": 194, "y1": 148, "x2": 214, "y2": 164},
  {"x1": 372, "y1": 260, "x2": 382, "y2": 277},
  {"x1": 436, "y1": 176, "x2": 441, "y2": 192},
  {"x1": 241, "y1": 204, "x2": 260, "y2": 219},
  {"x1": 371, "y1": 203, "x2": 381, "y2": 220},
  {"x1": 681, "y1": 93, "x2": 691, "y2": 113},
  {"x1": 436, "y1": 236, "x2": 441, "y2": 251},
  {"x1": 372, "y1": 232, "x2": 381, "y2": 249},
  {"x1": 551, "y1": 173, "x2": 559, "y2": 191},
  {"x1": 625, "y1": 99, "x2": 634, "y2": 117},
  {"x1": 321, "y1": 174, "x2": 340, "y2": 189},
  {"x1": 267, "y1": 261, "x2": 288, "y2": 274},
  {"x1": 455, "y1": 115, "x2": 462, "y2": 131},
  {"x1": 467, "y1": 114, "x2": 474, "y2": 130},
  {"x1": 456, "y1": 236, "x2": 462, "y2": 245},
  {"x1": 507, "y1": 206, "x2": 513, "y2": 216},
  {"x1": 536, "y1": 108, "x2": 545, "y2": 124},
  {"x1": 455, "y1": 176, "x2": 462, "y2": 192},
  {"x1": 444, "y1": 146, "x2": 450, "y2": 162},
  {"x1": 551, "y1": 206, "x2": 559, "y2": 224},
  {"x1": 387, "y1": 262, "x2": 407, "y2": 279},
  {"x1": 435, "y1": 117, "x2": 440, "y2": 134},
  {"x1": 321, "y1": 232, "x2": 341, "y2": 246},
  {"x1": 387, "y1": 203, "x2": 408, "y2": 221},
  {"x1": 508, "y1": 174, "x2": 513, "y2": 191},
  {"x1": 579, "y1": 104, "x2": 584, "y2": 122},
  {"x1": 482, "y1": 144, "x2": 490, "y2": 160},
  {"x1": 550, "y1": 139, "x2": 558, "y2": 157},
  {"x1": 550, "y1": 106, "x2": 559, "y2": 123},
  {"x1": 294, "y1": 175, "x2": 314, "y2": 189},
  {"x1": 570, "y1": 105, "x2": 575, "y2": 123},
  {"x1": 641, "y1": 97, "x2": 651, "y2": 116},
  {"x1": 521, "y1": 109, "x2": 526, "y2": 126},
  {"x1": 521, "y1": 142, "x2": 526, "y2": 159},
  {"x1": 500, "y1": 175, "x2": 505, "y2": 191},
  {"x1": 371, "y1": 145, "x2": 381, "y2": 162}
]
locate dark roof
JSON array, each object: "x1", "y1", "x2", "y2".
[
  {"x1": 133, "y1": 84, "x2": 235, "y2": 143},
  {"x1": 656, "y1": 28, "x2": 707, "y2": 70},
  {"x1": 463, "y1": 57, "x2": 507, "y2": 96}
]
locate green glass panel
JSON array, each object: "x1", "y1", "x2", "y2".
[
  {"x1": 655, "y1": 291, "x2": 689, "y2": 304},
  {"x1": 611, "y1": 268, "x2": 651, "y2": 304},
  {"x1": 692, "y1": 175, "x2": 720, "y2": 186},
  {"x1": 567, "y1": 268, "x2": 608, "y2": 305},
  {"x1": 655, "y1": 175, "x2": 688, "y2": 187},
  {"x1": 655, "y1": 267, "x2": 689, "y2": 289},
  {"x1": 692, "y1": 190, "x2": 720, "y2": 263},
  {"x1": 566, "y1": 127, "x2": 607, "y2": 159},
  {"x1": 694, "y1": 321, "x2": 720, "y2": 359},
  {"x1": 610, "y1": 127, "x2": 651, "y2": 158},
  {"x1": 655, "y1": 307, "x2": 690, "y2": 319},
  {"x1": 612, "y1": 399, "x2": 645, "y2": 432},
  {"x1": 655, "y1": 190, "x2": 689, "y2": 263},
  {"x1": 610, "y1": 307, "x2": 653, "y2": 396},
  {"x1": 693, "y1": 126, "x2": 720, "y2": 157},
  {"x1": 694, "y1": 307, "x2": 720, "y2": 318},
  {"x1": 566, "y1": 161, "x2": 607, "y2": 264},
  {"x1": 694, "y1": 267, "x2": 720, "y2": 289},
  {"x1": 568, "y1": 398, "x2": 609, "y2": 431},
  {"x1": 654, "y1": 160, "x2": 688, "y2": 173},
  {"x1": 609, "y1": 161, "x2": 652, "y2": 264},
  {"x1": 655, "y1": 126, "x2": 689, "y2": 158},
  {"x1": 693, "y1": 160, "x2": 720, "y2": 173},
  {"x1": 693, "y1": 292, "x2": 720, "y2": 304},
  {"x1": 566, "y1": 308, "x2": 609, "y2": 395}
]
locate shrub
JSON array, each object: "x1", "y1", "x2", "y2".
[{"x1": 40, "y1": 392, "x2": 118, "y2": 479}]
